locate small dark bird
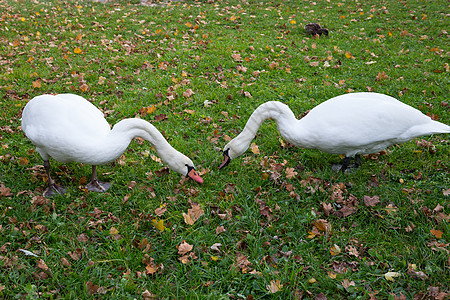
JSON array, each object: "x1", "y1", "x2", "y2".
[{"x1": 304, "y1": 23, "x2": 329, "y2": 36}]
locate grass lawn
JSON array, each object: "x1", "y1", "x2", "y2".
[{"x1": 0, "y1": 0, "x2": 449, "y2": 298}]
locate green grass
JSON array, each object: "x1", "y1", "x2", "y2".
[{"x1": 1, "y1": 0, "x2": 449, "y2": 298}]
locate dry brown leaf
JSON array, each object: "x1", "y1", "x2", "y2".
[
  {"x1": 177, "y1": 240, "x2": 193, "y2": 255},
  {"x1": 285, "y1": 167, "x2": 298, "y2": 179},
  {"x1": 183, "y1": 89, "x2": 195, "y2": 98},
  {"x1": 37, "y1": 259, "x2": 49, "y2": 270},
  {"x1": 267, "y1": 279, "x2": 282, "y2": 293},
  {"x1": 363, "y1": 195, "x2": 380, "y2": 207},
  {"x1": 216, "y1": 225, "x2": 226, "y2": 235},
  {"x1": 430, "y1": 228, "x2": 443, "y2": 239}
]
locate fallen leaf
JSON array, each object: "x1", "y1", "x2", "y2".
[
  {"x1": 250, "y1": 143, "x2": 260, "y2": 154},
  {"x1": 74, "y1": 47, "x2": 82, "y2": 54},
  {"x1": 267, "y1": 279, "x2": 282, "y2": 293},
  {"x1": 32, "y1": 79, "x2": 42, "y2": 88},
  {"x1": 285, "y1": 167, "x2": 298, "y2": 179},
  {"x1": 183, "y1": 89, "x2": 195, "y2": 98},
  {"x1": 155, "y1": 204, "x2": 167, "y2": 216},
  {"x1": 215, "y1": 225, "x2": 226, "y2": 234},
  {"x1": 364, "y1": 195, "x2": 380, "y2": 207},
  {"x1": 177, "y1": 240, "x2": 193, "y2": 255},
  {"x1": 330, "y1": 244, "x2": 341, "y2": 256},
  {"x1": 384, "y1": 271, "x2": 401, "y2": 282},
  {"x1": 210, "y1": 243, "x2": 222, "y2": 252},
  {"x1": 430, "y1": 228, "x2": 443, "y2": 239},
  {"x1": 151, "y1": 219, "x2": 165, "y2": 232},
  {"x1": 341, "y1": 278, "x2": 356, "y2": 289},
  {"x1": 37, "y1": 259, "x2": 49, "y2": 271}
]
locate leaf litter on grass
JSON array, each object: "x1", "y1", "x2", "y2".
[{"x1": 0, "y1": 0, "x2": 449, "y2": 298}]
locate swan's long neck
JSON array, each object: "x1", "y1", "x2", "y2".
[
  {"x1": 108, "y1": 118, "x2": 188, "y2": 170},
  {"x1": 227, "y1": 101, "x2": 298, "y2": 158}
]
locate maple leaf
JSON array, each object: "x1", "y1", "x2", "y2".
[
  {"x1": 430, "y1": 228, "x2": 443, "y2": 239},
  {"x1": 177, "y1": 240, "x2": 193, "y2": 255},
  {"x1": 32, "y1": 79, "x2": 42, "y2": 88},
  {"x1": 267, "y1": 279, "x2": 282, "y2": 293},
  {"x1": 74, "y1": 47, "x2": 82, "y2": 54},
  {"x1": 285, "y1": 167, "x2": 298, "y2": 179}
]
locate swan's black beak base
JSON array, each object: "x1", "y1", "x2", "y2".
[
  {"x1": 219, "y1": 149, "x2": 231, "y2": 170},
  {"x1": 186, "y1": 165, "x2": 203, "y2": 184}
]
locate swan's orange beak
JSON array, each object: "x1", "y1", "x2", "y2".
[
  {"x1": 187, "y1": 168, "x2": 203, "y2": 184},
  {"x1": 219, "y1": 149, "x2": 231, "y2": 169}
]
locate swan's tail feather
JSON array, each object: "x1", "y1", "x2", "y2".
[{"x1": 401, "y1": 121, "x2": 450, "y2": 140}]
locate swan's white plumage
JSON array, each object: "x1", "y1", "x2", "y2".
[
  {"x1": 221, "y1": 92, "x2": 450, "y2": 167},
  {"x1": 22, "y1": 94, "x2": 203, "y2": 192}
]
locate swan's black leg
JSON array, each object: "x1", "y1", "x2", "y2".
[
  {"x1": 43, "y1": 160, "x2": 66, "y2": 197},
  {"x1": 86, "y1": 166, "x2": 111, "y2": 192},
  {"x1": 354, "y1": 154, "x2": 362, "y2": 168},
  {"x1": 340, "y1": 157, "x2": 351, "y2": 172}
]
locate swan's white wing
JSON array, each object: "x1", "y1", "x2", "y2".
[{"x1": 297, "y1": 93, "x2": 435, "y2": 155}]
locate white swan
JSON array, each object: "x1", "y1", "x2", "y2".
[
  {"x1": 22, "y1": 94, "x2": 203, "y2": 197},
  {"x1": 219, "y1": 92, "x2": 450, "y2": 171}
]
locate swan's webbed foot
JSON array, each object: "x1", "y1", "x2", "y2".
[
  {"x1": 86, "y1": 180, "x2": 111, "y2": 192},
  {"x1": 44, "y1": 183, "x2": 66, "y2": 197},
  {"x1": 332, "y1": 155, "x2": 362, "y2": 173},
  {"x1": 86, "y1": 166, "x2": 110, "y2": 192}
]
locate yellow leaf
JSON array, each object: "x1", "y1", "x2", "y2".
[
  {"x1": 329, "y1": 244, "x2": 341, "y2": 256},
  {"x1": 210, "y1": 256, "x2": 220, "y2": 262},
  {"x1": 290, "y1": 20, "x2": 296, "y2": 24},
  {"x1": 185, "y1": 22, "x2": 192, "y2": 28},
  {"x1": 74, "y1": 47, "x2": 82, "y2": 54},
  {"x1": 151, "y1": 219, "x2": 165, "y2": 232},
  {"x1": 98, "y1": 76, "x2": 106, "y2": 85},
  {"x1": 384, "y1": 271, "x2": 401, "y2": 282},
  {"x1": 80, "y1": 83, "x2": 89, "y2": 92},
  {"x1": 345, "y1": 51, "x2": 352, "y2": 59},
  {"x1": 328, "y1": 272, "x2": 337, "y2": 279},
  {"x1": 109, "y1": 227, "x2": 119, "y2": 235},
  {"x1": 32, "y1": 80, "x2": 42, "y2": 88},
  {"x1": 250, "y1": 142, "x2": 260, "y2": 154},
  {"x1": 76, "y1": 33, "x2": 83, "y2": 40},
  {"x1": 430, "y1": 228, "x2": 443, "y2": 239},
  {"x1": 308, "y1": 278, "x2": 317, "y2": 284}
]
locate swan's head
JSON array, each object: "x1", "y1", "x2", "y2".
[
  {"x1": 164, "y1": 154, "x2": 203, "y2": 184},
  {"x1": 219, "y1": 138, "x2": 250, "y2": 169}
]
